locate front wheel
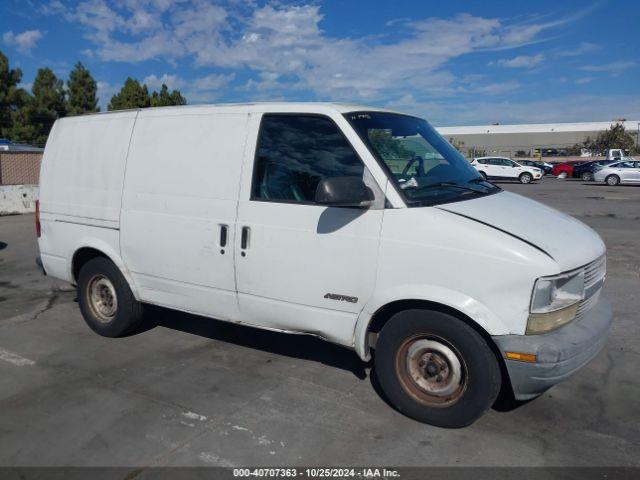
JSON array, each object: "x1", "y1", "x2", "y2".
[
  {"x1": 479, "y1": 171, "x2": 487, "y2": 180},
  {"x1": 519, "y1": 172, "x2": 532, "y2": 184},
  {"x1": 606, "y1": 174, "x2": 620, "y2": 186},
  {"x1": 78, "y1": 257, "x2": 144, "y2": 337},
  {"x1": 374, "y1": 310, "x2": 501, "y2": 428},
  {"x1": 581, "y1": 172, "x2": 593, "y2": 181}
]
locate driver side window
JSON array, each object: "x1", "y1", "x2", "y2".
[{"x1": 251, "y1": 115, "x2": 365, "y2": 204}]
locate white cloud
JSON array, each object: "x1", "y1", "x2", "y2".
[
  {"x1": 96, "y1": 80, "x2": 119, "y2": 110},
  {"x1": 574, "y1": 77, "x2": 593, "y2": 85},
  {"x1": 497, "y1": 54, "x2": 545, "y2": 69},
  {"x1": 143, "y1": 72, "x2": 235, "y2": 104},
  {"x1": 2, "y1": 29, "x2": 44, "y2": 53},
  {"x1": 556, "y1": 42, "x2": 601, "y2": 57},
  {"x1": 18, "y1": 82, "x2": 33, "y2": 92},
  {"x1": 392, "y1": 94, "x2": 640, "y2": 126},
  {"x1": 44, "y1": 2, "x2": 593, "y2": 101},
  {"x1": 580, "y1": 61, "x2": 636, "y2": 74},
  {"x1": 143, "y1": 73, "x2": 187, "y2": 90},
  {"x1": 143, "y1": 72, "x2": 234, "y2": 90}
]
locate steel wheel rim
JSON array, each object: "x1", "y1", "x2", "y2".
[
  {"x1": 395, "y1": 335, "x2": 467, "y2": 407},
  {"x1": 87, "y1": 274, "x2": 118, "y2": 323}
]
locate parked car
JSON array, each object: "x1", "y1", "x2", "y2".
[
  {"x1": 471, "y1": 157, "x2": 543, "y2": 183},
  {"x1": 571, "y1": 160, "x2": 617, "y2": 181},
  {"x1": 551, "y1": 161, "x2": 588, "y2": 177},
  {"x1": 593, "y1": 159, "x2": 640, "y2": 185},
  {"x1": 515, "y1": 159, "x2": 553, "y2": 175},
  {"x1": 36, "y1": 103, "x2": 610, "y2": 428}
]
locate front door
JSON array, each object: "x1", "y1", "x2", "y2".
[
  {"x1": 234, "y1": 113, "x2": 385, "y2": 346},
  {"x1": 629, "y1": 162, "x2": 640, "y2": 182}
]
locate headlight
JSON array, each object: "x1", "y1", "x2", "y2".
[{"x1": 527, "y1": 270, "x2": 585, "y2": 334}]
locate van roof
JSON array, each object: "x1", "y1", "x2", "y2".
[{"x1": 62, "y1": 102, "x2": 402, "y2": 119}]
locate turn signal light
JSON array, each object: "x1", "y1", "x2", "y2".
[{"x1": 505, "y1": 352, "x2": 537, "y2": 363}]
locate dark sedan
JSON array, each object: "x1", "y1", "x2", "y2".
[
  {"x1": 572, "y1": 160, "x2": 616, "y2": 181},
  {"x1": 516, "y1": 159, "x2": 553, "y2": 175}
]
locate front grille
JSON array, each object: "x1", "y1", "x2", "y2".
[
  {"x1": 575, "y1": 289, "x2": 601, "y2": 320},
  {"x1": 584, "y1": 255, "x2": 606, "y2": 289},
  {"x1": 575, "y1": 254, "x2": 606, "y2": 320}
]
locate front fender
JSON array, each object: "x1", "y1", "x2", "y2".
[{"x1": 353, "y1": 284, "x2": 510, "y2": 361}]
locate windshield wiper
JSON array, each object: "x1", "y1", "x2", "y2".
[
  {"x1": 468, "y1": 177, "x2": 486, "y2": 184},
  {"x1": 406, "y1": 182, "x2": 487, "y2": 194}
]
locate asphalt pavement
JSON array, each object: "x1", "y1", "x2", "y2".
[{"x1": 0, "y1": 177, "x2": 638, "y2": 468}]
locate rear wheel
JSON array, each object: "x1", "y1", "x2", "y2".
[
  {"x1": 374, "y1": 309, "x2": 501, "y2": 428},
  {"x1": 78, "y1": 257, "x2": 144, "y2": 337},
  {"x1": 581, "y1": 172, "x2": 593, "y2": 181},
  {"x1": 606, "y1": 174, "x2": 620, "y2": 186},
  {"x1": 519, "y1": 172, "x2": 532, "y2": 184}
]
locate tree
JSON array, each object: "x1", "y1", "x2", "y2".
[
  {"x1": 12, "y1": 68, "x2": 66, "y2": 145},
  {"x1": 584, "y1": 122, "x2": 637, "y2": 155},
  {"x1": 66, "y1": 62, "x2": 98, "y2": 115},
  {"x1": 150, "y1": 84, "x2": 186, "y2": 107},
  {"x1": 449, "y1": 137, "x2": 466, "y2": 154},
  {"x1": 108, "y1": 77, "x2": 150, "y2": 111},
  {"x1": 0, "y1": 50, "x2": 28, "y2": 138}
]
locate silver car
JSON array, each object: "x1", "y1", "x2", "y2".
[{"x1": 593, "y1": 159, "x2": 640, "y2": 186}]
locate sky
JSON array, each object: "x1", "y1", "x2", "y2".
[{"x1": 1, "y1": 0, "x2": 639, "y2": 126}]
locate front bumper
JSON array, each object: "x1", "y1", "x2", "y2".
[{"x1": 492, "y1": 296, "x2": 612, "y2": 400}]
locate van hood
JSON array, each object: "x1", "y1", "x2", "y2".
[{"x1": 435, "y1": 191, "x2": 605, "y2": 271}]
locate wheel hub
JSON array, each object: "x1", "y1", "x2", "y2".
[
  {"x1": 405, "y1": 339, "x2": 462, "y2": 398},
  {"x1": 88, "y1": 275, "x2": 118, "y2": 323}
]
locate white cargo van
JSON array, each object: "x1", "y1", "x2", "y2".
[{"x1": 36, "y1": 103, "x2": 611, "y2": 427}]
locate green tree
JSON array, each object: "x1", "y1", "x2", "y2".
[
  {"x1": 12, "y1": 68, "x2": 66, "y2": 145},
  {"x1": 0, "y1": 50, "x2": 28, "y2": 138},
  {"x1": 108, "y1": 77, "x2": 150, "y2": 111},
  {"x1": 150, "y1": 84, "x2": 187, "y2": 107},
  {"x1": 585, "y1": 122, "x2": 637, "y2": 155},
  {"x1": 449, "y1": 137, "x2": 466, "y2": 154},
  {"x1": 66, "y1": 62, "x2": 98, "y2": 115}
]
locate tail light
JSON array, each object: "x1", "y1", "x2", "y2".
[{"x1": 35, "y1": 200, "x2": 41, "y2": 237}]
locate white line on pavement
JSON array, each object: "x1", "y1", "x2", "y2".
[{"x1": 0, "y1": 347, "x2": 36, "y2": 366}]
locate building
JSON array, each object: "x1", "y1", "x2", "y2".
[
  {"x1": 436, "y1": 120, "x2": 640, "y2": 158},
  {"x1": 0, "y1": 140, "x2": 43, "y2": 186}
]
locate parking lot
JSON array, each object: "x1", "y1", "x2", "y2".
[{"x1": 0, "y1": 178, "x2": 639, "y2": 468}]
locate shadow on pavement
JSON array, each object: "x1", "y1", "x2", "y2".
[{"x1": 136, "y1": 304, "x2": 369, "y2": 380}]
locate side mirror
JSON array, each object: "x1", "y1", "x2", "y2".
[{"x1": 315, "y1": 176, "x2": 375, "y2": 208}]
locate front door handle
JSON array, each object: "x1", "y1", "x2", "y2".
[{"x1": 241, "y1": 226, "x2": 250, "y2": 250}]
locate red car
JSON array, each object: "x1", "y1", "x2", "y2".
[{"x1": 552, "y1": 161, "x2": 587, "y2": 177}]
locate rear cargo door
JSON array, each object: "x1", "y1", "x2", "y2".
[{"x1": 121, "y1": 110, "x2": 249, "y2": 321}]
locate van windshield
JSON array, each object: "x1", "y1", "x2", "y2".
[{"x1": 346, "y1": 111, "x2": 500, "y2": 206}]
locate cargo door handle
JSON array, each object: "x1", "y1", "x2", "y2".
[
  {"x1": 241, "y1": 226, "x2": 250, "y2": 250},
  {"x1": 219, "y1": 224, "x2": 228, "y2": 247}
]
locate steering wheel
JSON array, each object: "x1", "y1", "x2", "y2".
[{"x1": 401, "y1": 155, "x2": 425, "y2": 177}]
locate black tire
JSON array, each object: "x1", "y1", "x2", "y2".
[
  {"x1": 374, "y1": 309, "x2": 501, "y2": 428},
  {"x1": 77, "y1": 257, "x2": 144, "y2": 337},
  {"x1": 581, "y1": 172, "x2": 593, "y2": 181},
  {"x1": 479, "y1": 171, "x2": 487, "y2": 180},
  {"x1": 606, "y1": 174, "x2": 620, "y2": 186},
  {"x1": 518, "y1": 172, "x2": 532, "y2": 184}
]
